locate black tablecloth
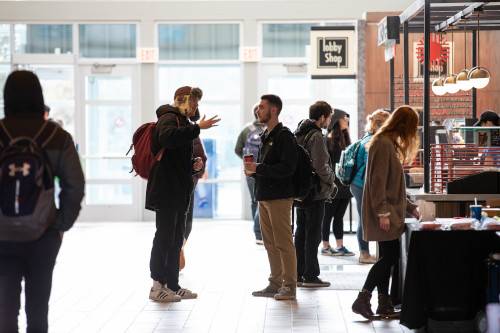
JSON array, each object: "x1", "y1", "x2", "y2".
[{"x1": 400, "y1": 224, "x2": 500, "y2": 329}]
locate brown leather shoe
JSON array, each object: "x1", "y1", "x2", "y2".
[
  {"x1": 376, "y1": 294, "x2": 399, "y2": 318},
  {"x1": 352, "y1": 290, "x2": 374, "y2": 319}
]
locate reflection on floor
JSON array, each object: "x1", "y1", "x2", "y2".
[{"x1": 18, "y1": 221, "x2": 416, "y2": 333}]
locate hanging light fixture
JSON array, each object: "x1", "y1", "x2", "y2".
[
  {"x1": 432, "y1": 77, "x2": 447, "y2": 96},
  {"x1": 444, "y1": 27, "x2": 460, "y2": 93},
  {"x1": 468, "y1": 9, "x2": 490, "y2": 89},
  {"x1": 432, "y1": 33, "x2": 447, "y2": 96},
  {"x1": 456, "y1": 23, "x2": 473, "y2": 91}
]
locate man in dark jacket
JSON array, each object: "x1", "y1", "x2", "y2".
[
  {"x1": 294, "y1": 101, "x2": 335, "y2": 288},
  {"x1": 244, "y1": 94, "x2": 298, "y2": 301},
  {"x1": 0, "y1": 70, "x2": 85, "y2": 332},
  {"x1": 146, "y1": 86, "x2": 219, "y2": 303}
]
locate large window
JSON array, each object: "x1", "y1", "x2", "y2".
[
  {"x1": 0, "y1": 25, "x2": 9, "y2": 117},
  {"x1": 15, "y1": 24, "x2": 72, "y2": 54},
  {"x1": 262, "y1": 23, "x2": 315, "y2": 58},
  {"x1": 158, "y1": 23, "x2": 240, "y2": 60},
  {"x1": 0, "y1": 24, "x2": 9, "y2": 61},
  {"x1": 158, "y1": 64, "x2": 242, "y2": 218},
  {"x1": 79, "y1": 24, "x2": 136, "y2": 58},
  {"x1": 261, "y1": 22, "x2": 358, "y2": 136}
]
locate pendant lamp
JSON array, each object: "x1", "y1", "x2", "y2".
[
  {"x1": 468, "y1": 10, "x2": 490, "y2": 89},
  {"x1": 456, "y1": 25, "x2": 473, "y2": 91}
]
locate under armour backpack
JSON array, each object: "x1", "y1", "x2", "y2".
[
  {"x1": 335, "y1": 139, "x2": 362, "y2": 186},
  {"x1": 243, "y1": 124, "x2": 262, "y2": 161},
  {"x1": 0, "y1": 120, "x2": 58, "y2": 242},
  {"x1": 127, "y1": 114, "x2": 179, "y2": 180}
]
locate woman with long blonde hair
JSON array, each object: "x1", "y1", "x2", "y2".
[
  {"x1": 352, "y1": 105, "x2": 420, "y2": 319},
  {"x1": 350, "y1": 109, "x2": 391, "y2": 264}
]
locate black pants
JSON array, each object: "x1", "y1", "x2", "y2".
[
  {"x1": 322, "y1": 198, "x2": 350, "y2": 242},
  {"x1": 295, "y1": 200, "x2": 325, "y2": 280},
  {"x1": 0, "y1": 229, "x2": 62, "y2": 333},
  {"x1": 362, "y1": 239, "x2": 400, "y2": 295},
  {"x1": 185, "y1": 191, "x2": 194, "y2": 240},
  {"x1": 150, "y1": 207, "x2": 186, "y2": 291}
]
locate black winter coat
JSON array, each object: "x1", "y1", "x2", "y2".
[
  {"x1": 254, "y1": 123, "x2": 298, "y2": 201},
  {"x1": 0, "y1": 114, "x2": 85, "y2": 232},
  {"x1": 146, "y1": 105, "x2": 200, "y2": 211}
]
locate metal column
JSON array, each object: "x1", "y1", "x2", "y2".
[
  {"x1": 472, "y1": 30, "x2": 477, "y2": 119},
  {"x1": 423, "y1": 0, "x2": 431, "y2": 193},
  {"x1": 390, "y1": 58, "x2": 395, "y2": 111},
  {"x1": 403, "y1": 21, "x2": 410, "y2": 105}
]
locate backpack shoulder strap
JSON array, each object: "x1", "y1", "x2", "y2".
[
  {"x1": 0, "y1": 120, "x2": 12, "y2": 149},
  {"x1": 303, "y1": 128, "x2": 320, "y2": 147},
  {"x1": 34, "y1": 121, "x2": 59, "y2": 149}
]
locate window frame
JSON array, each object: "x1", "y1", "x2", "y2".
[
  {"x1": 259, "y1": 20, "x2": 357, "y2": 64},
  {"x1": 155, "y1": 21, "x2": 243, "y2": 65},
  {"x1": 77, "y1": 22, "x2": 140, "y2": 64}
]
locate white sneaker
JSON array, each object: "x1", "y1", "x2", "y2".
[
  {"x1": 176, "y1": 288, "x2": 198, "y2": 299},
  {"x1": 149, "y1": 286, "x2": 181, "y2": 303}
]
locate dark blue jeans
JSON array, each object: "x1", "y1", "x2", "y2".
[
  {"x1": 0, "y1": 229, "x2": 62, "y2": 333},
  {"x1": 350, "y1": 184, "x2": 370, "y2": 253},
  {"x1": 246, "y1": 176, "x2": 261, "y2": 240}
]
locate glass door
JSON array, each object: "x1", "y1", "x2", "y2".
[{"x1": 78, "y1": 65, "x2": 140, "y2": 221}]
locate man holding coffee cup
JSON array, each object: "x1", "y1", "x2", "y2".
[{"x1": 245, "y1": 94, "x2": 298, "y2": 301}]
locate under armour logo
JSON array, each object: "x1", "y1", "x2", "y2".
[{"x1": 8, "y1": 163, "x2": 31, "y2": 177}]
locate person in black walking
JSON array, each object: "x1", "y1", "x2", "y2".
[{"x1": 0, "y1": 70, "x2": 85, "y2": 333}]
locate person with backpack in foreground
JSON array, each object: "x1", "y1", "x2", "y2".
[
  {"x1": 234, "y1": 103, "x2": 265, "y2": 244},
  {"x1": 0, "y1": 70, "x2": 85, "y2": 332},
  {"x1": 322, "y1": 109, "x2": 355, "y2": 257},
  {"x1": 294, "y1": 101, "x2": 335, "y2": 288},
  {"x1": 245, "y1": 94, "x2": 298, "y2": 301},
  {"x1": 146, "y1": 86, "x2": 220, "y2": 303},
  {"x1": 350, "y1": 109, "x2": 390, "y2": 264},
  {"x1": 352, "y1": 106, "x2": 420, "y2": 320}
]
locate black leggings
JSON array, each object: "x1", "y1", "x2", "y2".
[
  {"x1": 322, "y1": 198, "x2": 350, "y2": 241},
  {"x1": 362, "y1": 239, "x2": 400, "y2": 295}
]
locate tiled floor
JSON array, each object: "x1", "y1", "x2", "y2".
[{"x1": 17, "y1": 221, "x2": 416, "y2": 333}]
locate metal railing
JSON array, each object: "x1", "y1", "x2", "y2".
[{"x1": 430, "y1": 143, "x2": 500, "y2": 193}]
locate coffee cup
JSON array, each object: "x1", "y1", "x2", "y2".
[
  {"x1": 470, "y1": 204, "x2": 482, "y2": 221},
  {"x1": 244, "y1": 154, "x2": 254, "y2": 163}
]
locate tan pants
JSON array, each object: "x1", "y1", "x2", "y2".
[{"x1": 259, "y1": 198, "x2": 297, "y2": 290}]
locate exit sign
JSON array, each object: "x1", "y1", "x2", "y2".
[
  {"x1": 241, "y1": 47, "x2": 260, "y2": 62},
  {"x1": 138, "y1": 48, "x2": 159, "y2": 63}
]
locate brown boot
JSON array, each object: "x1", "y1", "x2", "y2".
[
  {"x1": 352, "y1": 290, "x2": 374, "y2": 319},
  {"x1": 376, "y1": 294, "x2": 399, "y2": 318}
]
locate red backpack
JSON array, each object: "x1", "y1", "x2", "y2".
[{"x1": 127, "y1": 114, "x2": 179, "y2": 180}]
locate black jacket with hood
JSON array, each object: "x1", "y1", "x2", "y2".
[
  {"x1": 254, "y1": 123, "x2": 298, "y2": 201},
  {"x1": 295, "y1": 119, "x2": 335, "y2": 201},
  {"x1": 0, "y1": 71, "x2": 85, "y2": 232},
  {"x1": 146, "y1": 104, "x2": 200, "y2": 211}
]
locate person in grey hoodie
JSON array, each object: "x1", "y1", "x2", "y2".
[{"x1": 294, "y1": 101, "x2": 335, "y2": 287}]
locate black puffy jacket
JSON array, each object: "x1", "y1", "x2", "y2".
[
  {"x1": 146, "y1": 105, "x2": 200, "y2": 211},
  {"x1": 254, "y1": 123, "x2": 298, "y2": 201}
]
